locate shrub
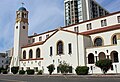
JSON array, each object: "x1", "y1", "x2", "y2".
[
  {"x1": 19, "y1": 70, "x2": 26, "y2": 75},
  {"x1": 95, "y1": 59, "x2": 112, "y2": 74},
  {"x1": 11, "y1": 67, "x2": 19, "y2": 74},
  {"x1": 75, "y1": 66, "x2": 89, "y2": 75},
  {"x1": 37, "y1": 70, "x2": 43, "y2": 75},
  {"x1": 68, "y1": 66, "x2": 73, "y2": 73},
  {"x1": 57, "y1": 66, "x2": 60, "y2": 73},
  {"x1": 0, "y1": 67, "x2": 4, "y2": 74},
  {"x1": 2, "y1": 70, "x2": 8, "y2": 74},
  {"x1": 58, "y1": 62, "x2": 72, "y2": 74},
  {"x1": 47, "y1": 64, "x2": 55, "y2": 75},
  {"x1": 26, "y1": 69, "x2": 35, "y2": 75}
]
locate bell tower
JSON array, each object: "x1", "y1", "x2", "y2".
[{"x1": 10, "y1": 6, "x2": 29, "y2": 67}]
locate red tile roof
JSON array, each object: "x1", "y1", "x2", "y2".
[
  {"x1": 28, "y1": 29, "x2": 57, "y2": 38},
  {"x1": 22, "y1": 30, "x2": 58, "y2": 48},
  {"x1": 22, "y1": 41, "x2": 44, "y2": 48}
]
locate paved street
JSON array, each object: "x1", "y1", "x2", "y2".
[{"x1": 0, "y1": 74, "x2": 120, "y2": 82}]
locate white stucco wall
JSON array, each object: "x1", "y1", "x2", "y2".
[{"x1": 20, "y1": 30, "x2": 88, "y2": 74}]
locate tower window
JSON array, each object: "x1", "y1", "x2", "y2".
[
  {"x1": 24, "y1": 13, "x2": 27, "y2": 18},
  {"x1": 17, "y1": 13, "x2": 20, "y2": 18},
  {"x1": 16, "y1": 26, "x2": 18, "y2": 29},
  {"x1": 23, "y1": 26, "x2": 25, "y2": 29},
  {"x1": 22, "y1": 12, "x2": 24, "y2": 18}
]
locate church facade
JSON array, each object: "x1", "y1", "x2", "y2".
[{"x1": 10, "y1": 6, "x2": 120, "y2": 74}]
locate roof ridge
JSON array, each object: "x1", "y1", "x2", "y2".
[{"x1": 28, "y1": 29, "x2": 58, "y2": 38}]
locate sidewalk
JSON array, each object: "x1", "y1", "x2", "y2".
[
  {"x1": 3, "y1": 73, "x2": 120, "y2": 78},
  {"x1": 38, "y1": 73, "x2": 120, "y2": 78}
]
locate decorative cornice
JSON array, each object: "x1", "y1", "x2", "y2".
[
  {"x1": 20, "y1": 58, "x2": 44, "y2": 61},
  {"x1": 16, "y1": 18, "x2": 28, "y2": 23}
]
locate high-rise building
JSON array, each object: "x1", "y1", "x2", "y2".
[{"x1": 64, "y1": 0, "x2": 109, "y2": 26}]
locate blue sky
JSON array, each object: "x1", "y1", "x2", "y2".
[{"x1": 0, "y1": 0, "x2": 120, "y2": 52}]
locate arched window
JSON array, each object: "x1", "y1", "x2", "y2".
[
  {"x1": 88, "y1": 53, "x2": 94, "y2": 64},
  {"x1": 110, "y1": 51, "x2": 119, "y2": 62},
  {"x1": 29, "y1": 49, "x2": 33, "y2": 59},
  {"x1": 22, "y1": 12, "x2": 24, "y2": 18},
  {"x1": 99, "y1": 52, "x2": 106, "y2": 60},
  {"x1": 112, "y1": 35, "x2": 117, "y2": 44},
  {"x1": 36, "y1": 48, "x2": 40, "y2": 58},
  {"x1": 94, "y1": 37, "x2": 103, "y2": 46},
  {"x1": 57, "y1": 41, "x2": 63, "y2": 54},
  {"x1": 24, "y1": 13, "x2": 27, "y2": 18},
  {"x1": 23, "y1": 50, "x2": 26, "y2": 59}
]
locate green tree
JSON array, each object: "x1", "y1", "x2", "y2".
[
  {"x1": 95, "y1": 59, "x2": 112, "y2": 74},
  {"x1": 58, "y1": 62, "x2": 69, "y2": 74},
  {"x1": 47, "y1": 64, "x2": 55, "y2": 75},
  {"x1": 19, "y1": 70, "x2": 26, "y2": 75},
  {"x1": 0, "y1": 67, "x2": 4, "y2": 74},
  {"x1": 26, "y1": 69, "x2": 35, "y2": 75},
  {"x1": 11, "y1": 67, "x2": 19, "y2": 74}
]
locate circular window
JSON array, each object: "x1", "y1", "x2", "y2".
[
  {"x1": 23, "y1": 26, "x2": 25, "y2": 29},
  {"x1": 16, "y1": 26, "x2": 18, "y2": 29}
]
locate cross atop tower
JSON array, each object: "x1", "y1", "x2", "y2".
[{"x1": 21, "y1": 2, "x2": 25, "y2": 7}]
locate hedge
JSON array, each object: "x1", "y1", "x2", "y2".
[
  {"x1": 26, "y1": 69, "x2": 35, "y2": 75},
  {"x1": 75, "y1": 66, "x2": 89, "y2": 75},
  {"x1": 19, "y1": 70, "x2": 26, "y2": 75},
  {"x1": 11, "y1": 67, "x2": 19, "y2": 74}
]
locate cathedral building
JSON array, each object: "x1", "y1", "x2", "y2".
[{"x1": 10, "y1": 6, "x2": 120, "y2": 74}]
